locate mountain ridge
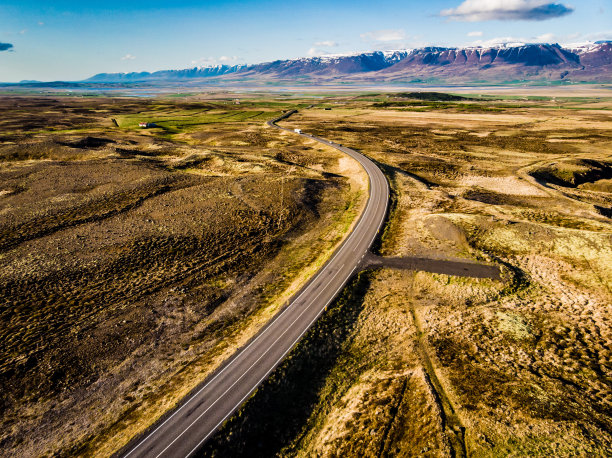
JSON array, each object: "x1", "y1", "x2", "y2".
[
  {"x1": 86, "y1": 64, "x2": 246, "y2": 83},
  {"x1": 85, "y1": 42, "x2": 612, "y2": 84}
]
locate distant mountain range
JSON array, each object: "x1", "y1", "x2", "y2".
[
  {"x1": 86, "y1": 64, "x2": 246, "y2": 83},
  {"x1": 85, "y1": 41, "x2": 610, "y2": 85}
]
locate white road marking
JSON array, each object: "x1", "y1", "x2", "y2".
[
  {"x1": 123, "y1": 118, "x2": 389, "y2": 458},
  {"x1": 124, "y1": 166, "x2": 375, "y2": 456},
  {"x1": 155, "y1": 267, "x2": 345, "y2": 458},
  {"x1": 184, "y1": 271, "x2": 352, "y2": 458}
]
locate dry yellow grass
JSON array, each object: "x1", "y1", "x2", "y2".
[{"x1": 268, "y1": 94, "x2": 612, "y2": 456}]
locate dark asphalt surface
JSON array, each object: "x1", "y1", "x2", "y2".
[
  {"x1": 118, "y1": 111, "x2": 389, "y2": 458},
  {"x1": 363, "y1": 253, "x2": 501, "y2": 279}
]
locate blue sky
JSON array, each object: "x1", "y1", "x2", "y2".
[{"x1": 0, "y1": 0, "x2": 610, "y2": 81}]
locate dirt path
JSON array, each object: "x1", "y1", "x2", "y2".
[
  {"x1": 407, "y1": 290, "x2": 468, "y2": 458},
  {"x1": 362, "y1": 253, "x2": 501, "y2": 280}
]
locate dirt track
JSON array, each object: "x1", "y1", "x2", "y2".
[{"x1": 362, "y1": 253, "x2": 501, "y2": 280}]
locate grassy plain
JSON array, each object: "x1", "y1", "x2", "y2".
[
  {"x1": 201, "y1": 92, "x2": 612, "y2": 456},
  {"x1": 0, "y1": 95, "x2": 367, "y2": 456},
  {"x1": 2, "y1": 90, "x2": 611, "y2": 457}
]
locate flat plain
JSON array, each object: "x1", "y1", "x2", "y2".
[{"x1": 1, "y1": 90, "x2": 611, "y2": 457}]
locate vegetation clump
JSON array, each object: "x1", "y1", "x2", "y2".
[{"x1": 393, "y1": 91, "x2": 471, "y2": 101}]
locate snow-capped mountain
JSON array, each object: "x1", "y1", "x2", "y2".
[
  {"x1": 237, "y1": 50, "x2": 412, "y2": 77},
  {"x1": 85, "y1": 42, "x2": 612, "y2": 84}
]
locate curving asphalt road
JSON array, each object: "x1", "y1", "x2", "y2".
[{"x1": 118, "y1": 111, "x2": 389, "y2": 458}]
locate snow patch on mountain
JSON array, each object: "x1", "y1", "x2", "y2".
[{"x1": 84, "y1": 42, "x2": 612, "y2": 83}]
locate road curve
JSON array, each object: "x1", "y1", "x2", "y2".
[{"x1": 118, "y1": 111, "x2": 389, "y2": 458}]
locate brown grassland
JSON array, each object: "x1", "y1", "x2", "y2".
[
  {"x1": 1, "y1": 90, "x2": 611, "y2": 457},
  {"x1": 0, "y1": 95, "x2": 367, "y2": 457}
]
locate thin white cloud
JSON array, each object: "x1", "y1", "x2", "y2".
[
  {"x1": 535, "y1": 32, "x2": 556, "y2": 42},
  {"x1": 192, "y1": 58, "x2": 214, "y2": 66},
  {"x1": 466, "y1": 31, "x2": 612, "y2": 48},
  {"x1": 307, "y1": 41, "x2": 339, "y2": 56},
  {"x1": 582, "y1": 31, "x2": 612, "y2": 42},
  {"x1": 468, "y1": 36, "x2": 528, "y2": 47},
  {"x1": 466, "y1": 33, "x2": 574, "y2": 47},
  {"x1": 360, "y1": 29, "x2": 406, "y2": 42},
  {"x1": 314, "y1": 40, "x2": 338, "y2": 47},
  {"x1": 467, "y1": 31, "x2": 483, "y2": 37},
  {"x1": 441, "y1": 0, "x2": 574, "y2": 22},
  {"x1": 191, "y1": 56, "x2": 243, "y2": 66},
  {"x1": 120, "y1": 54, "x2": 136, "y2": 61}
]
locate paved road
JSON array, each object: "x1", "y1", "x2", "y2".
[{"x1": 118, "y1": 111, "x2": 389, "y2": 458}]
